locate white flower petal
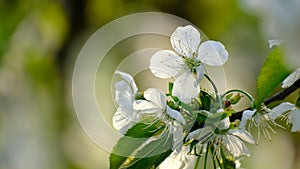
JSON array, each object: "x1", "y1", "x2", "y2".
[
  {"x1": 113, "y1": 71, "x2": 139, "y2": 134},
  {"x1": 172, "y1": 72, "x2": 200, "y2": 103},
  {"x1": 239, "y1": 110, "x2": 256, "y2": 129},
  {"x1": 133, "y1": 100, "x2": 161, "y2": 115},
  {"x1": 228, "y1": 129, "x2": 255, "y2": 144},
  {"x1": 166, "y1": 106, "x2": 186, "y2": 125},
  {"x1": 115, "y1": 81, "x2": 135, "y2": 109},
  {"x1": 158, "y1": 146, "x2": 196, "y2": 169},
  {"x1": 169, "y1": 121, "x2": 184, "y2": 153},
  {"x1": 198, "y1": 40, "x2": 228, "y2": 66},
  {"x1": 240, "y1": 141, "x2": 251, "y2": 157},
  {"x1": 224, "y1": 135, "x2": 251, "y2": 157},
  {"x1": 268, "y1": 39, "x2": 284, "y2": 48},
  {"x1": 235, "y1": 160, "x2": 242, "y2": 169},
  {"x1": 143, "y1": 88, "x2": 166, "y2": 110},
  {"x1": 186, "y1": 129, "x2": 201, "y2": 141},
  {"x1": 158, "y1": 154, "x2": 182, "y2": 169},
  {"x1": 223, "y1": 135, "x2": 237, "y2": 157},
  {"x1": 269, "y1": 102, "x2": 295, "y2": 120},
  {"x1": 113, "y1": 107, "x2": 138, "y2": 134},
  {"x1": 170, "y1": 25, "x2": 201, "y2": 58},
  {"x1": 150, "y1": 50, "x2": 184, "y2": 79},
  {"x1": 115, "y1": 70, "x2": 138, "y2": 93},
  {"x1": 282, "y1": 68, "x2": 300, "y2": 88},
  {"x1": 195, "y1": 64, "x2": 205, "y2": 86},
  {"x1": 186, "y1": 127, "x2": 213, "y2": 143},
  {"x1": 289, "y1": 109, "x2": 300, "y2": 132},
  {"x1": 217, "y1": 117, "x2": 230, "y2": 130}
]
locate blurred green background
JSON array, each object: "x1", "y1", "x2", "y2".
[{"x1": 0, "y1": 0, "x2": 300, "y2": 169}]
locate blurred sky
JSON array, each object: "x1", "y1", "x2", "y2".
[{"x1": 0, "y1": 0, "x2": 300, "y2": 169}]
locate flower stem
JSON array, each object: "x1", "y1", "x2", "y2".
[
  {"x1": 203, "y1": 143, "x2": 209, "y2": 169},
  {"x1": 204, "y1": 74, "x2": 222, "y2": 109},
  {"x1": 222, "y1": 89, "x2": 256, "y2": 109},
  {"x1": 194, "y1": 155, "x2": 201, "y2": 169},
  {"x1": 215, "y1": 156, "x2": 222, "y2": 169},
  {"x1": 212, "y1": 156, "x2": 217, "y2": 169}
]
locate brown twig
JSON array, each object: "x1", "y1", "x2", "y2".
[
  {"x1": 263, "y1": 79, "x2": 300, "y2": 105},
  {"x1": 230, "y1": 79, "x2": 300, "y2": 121}
]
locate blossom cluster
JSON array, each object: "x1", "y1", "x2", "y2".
[{"x1": 111, "y1": 25, "x2": 300, "y2": 169}]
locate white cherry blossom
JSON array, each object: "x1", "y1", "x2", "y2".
[
  {"x1": 269, "y1": 102, "x2": 300, "y2": 132},
  {"x1": 186, "y1": 117, "x2": 254, "y2": 159},
  {"x1": 239, "y1": 102, "x2": 298, "y2": 141},
  {"x1": 113, "y1": 71, "x2": 139, "y2": 134},
  {"x1": 158, "y1": 146, "x2": 196, "y2": 169},
  {"x1": 150, "y1": 25, "x2": 228, "y2": 103},
  {"x1": 273, "y1": 102, "x2": 300, "y2": 132},
  {"x1": 133, "y1": 88, "x2": 186, "y2": 153},
  {"x1": 281, "y1": 68, "x2": 300, "y2": 88}
]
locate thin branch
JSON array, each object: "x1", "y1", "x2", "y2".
[
  {"x1": 263, "y1": 79, "x2": 300, "y2": 105},
  {"x1": 229, "y1": 111, "x2": 244, "y2": 122},
  {"x1": 230, "y1": 79, "x2": 300, "y2": 122}
]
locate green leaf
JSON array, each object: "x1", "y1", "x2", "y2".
[
  {"x1": 127, "y1": 151, "x2": 172, "y2": 169},
  {"x1": 109, "y1": 122, "x2": 163, "y2": 169},
  {"x1": 256, "y1": 46, "x2": 291, "y2": 109},
  {"x1": 199, "y1": 91, "x2": 212, "y2": 111},
  {"x1": 124, "y1": 133, "x2": 173, "y2": 169},
  {"x1": 109, "y1": 122, "x2": 172, "y2": 169},
  {"x1": 180, "y1": 102, "x2": 194, "y2": 114},
  {"x1": 152, "y1": 150, "x2": 173, "y2": 168}
]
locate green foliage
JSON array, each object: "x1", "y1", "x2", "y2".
[
  {"x1": 256, "y1": 46, "x2": 291, "y2": 109},
  {"x1": 198, "y1": 91, "x2": 212, "y2": 111},
  {"x1": 180, "y1": 101, "x2": 194, "y2": 114},
  {"x1": 124, "y1": 134, "x2": 172, "y2": 169},
  {"x1": 109, "y1": 122, "x2": 172, "y2": 169}
]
